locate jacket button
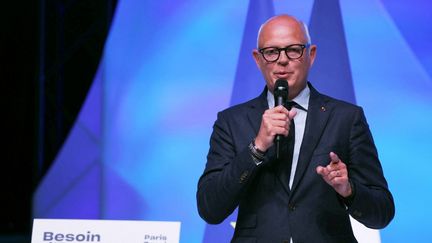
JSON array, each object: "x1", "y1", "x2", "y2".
[
  {"x1": 353, "y1": 210, "x2": 362, "y2": 217},
  {"x1": 239, "y1": 170, "x2": 249, "y2": 183},
  {"x1": 288, "y1": 203, "x2": 296, "y2": 211}
]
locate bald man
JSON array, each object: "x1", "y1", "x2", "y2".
[{"x1": 197, "y1": 15, "x2": 394, "y2": 243}]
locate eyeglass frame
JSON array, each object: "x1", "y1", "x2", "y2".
[{"x1": 258, "y1": 43, "x2": 311, "y2": 63}]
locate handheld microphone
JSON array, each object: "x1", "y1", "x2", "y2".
[{"x1": 273, "y1": 79, "x2": 289, "y2": 159}]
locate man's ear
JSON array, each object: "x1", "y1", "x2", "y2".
[
  {"x1": 252, "y1": 49, "x2": 261, "y2": 69},
  {"x1": 309, "y1": 45, "x2": 317, "y2": 66}
]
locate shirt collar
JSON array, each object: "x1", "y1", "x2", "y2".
[{"x1": 267, "y1": 84, "x2": 310, "y2": 111}]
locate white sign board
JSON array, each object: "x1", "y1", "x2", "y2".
[{"x1": 31, "y1": 219, "x2": 181, "y2": 243}]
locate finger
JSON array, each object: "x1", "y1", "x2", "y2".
[
  {"x1": 316, "y1": 166, "x2": 328, "y2": 176},
  {"x1": 271, "y1": 127, "x2": 289, "y2": 137},
  {"x1": 331, "y1": 176, "x2": 346, "y2": 185},
  {"x1": 271, "y1": 119, "x2": 289, "y2": 127},
  {"x1": 288, "y1": 109, "x2": 297, "y2": 120},
  {"x1": 273, "y1": 105, "x2": 289, "y2": 114},
  {"x1": 268, "y1": 119, "x2": 289, "y2": 134},
  {"x1": 334, "y1": 170, "x2": 340, "y2": 177},
  {"x1": 263, "y1": 112, "x2": 289, "y2": 123},
  {"x1": 264, "y1": 107, "x2": 287, "y2": 117},
  {"x1": 329, "y1": 152, "x2": 340, "y2": 164},
  {"x1": 326, "y1": 171, "x2": 338, "y2": 182},
  {"x1": 270, "y1": 113, "x2": 289, "y2": 121}
]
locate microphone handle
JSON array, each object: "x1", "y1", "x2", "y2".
[
  {"x1": 275, "y1": 95, "x2": 284, "y2": 159},
  {"x1": 275, "y1": 134, "x2": 282, "y2": 159}
]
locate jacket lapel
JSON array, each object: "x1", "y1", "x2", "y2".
[
  {"x1": 291, "y1": 84, "x2": 331, "y2": 193},
  {"x1": 247, "y1": 88, "x2": 268, "y2": 135}
]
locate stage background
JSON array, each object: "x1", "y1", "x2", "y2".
[{"x1": 33, "y1": 0, "x2": 432, "y2": 242}]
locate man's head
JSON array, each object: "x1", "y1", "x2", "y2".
[{"x1": 253, "y1": 15, "x2": 317, "y2": 100}]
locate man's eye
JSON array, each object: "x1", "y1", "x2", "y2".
[
  {"x1": 265, "y1": 49, "x2": 279, "y2": 55},
  {"x1": 287, "y1": 48, "x2": 302, "y2": 54}
]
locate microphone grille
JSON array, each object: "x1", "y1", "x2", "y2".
[{"x1": 274, "y1": 79, "x2": 288, "y2": 97}]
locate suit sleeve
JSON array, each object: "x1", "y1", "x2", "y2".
[
  {"x1": 196, "y1": 111, "x2": 261, "y2": 224},
  {"x1": 346, "y1": 107, "x2": 395, "y2": 229}
]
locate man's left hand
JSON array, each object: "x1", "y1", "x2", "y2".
[{"x1": 316, "y1": 152, "x2": 352, "y2": 198}]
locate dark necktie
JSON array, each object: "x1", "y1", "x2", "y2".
[
  {"x1": 284, "y1": 101, "x2": 307, "y2": 187},
  {"x1": 284, "y1": 101, "x2": 297, "y2": 186}
]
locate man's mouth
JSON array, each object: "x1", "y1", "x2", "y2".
[{"x1": 274, "y1": 72, "x2": 292, "y2": 79}]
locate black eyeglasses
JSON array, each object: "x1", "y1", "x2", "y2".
[{"x1": 259, "y1": 44, "x2": 310, "y2": 62}]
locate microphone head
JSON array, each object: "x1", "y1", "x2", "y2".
[{"x1": 274, "y1": 79, "x2": 289, "y2": 101}]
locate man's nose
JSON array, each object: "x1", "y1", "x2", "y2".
[{"x1": 277, "y1": 51, "x2": 290, "y2": 64}]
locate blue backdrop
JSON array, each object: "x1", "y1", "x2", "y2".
[{"x1": 34, "y1": 0, "x2": 432, "y2": 242}]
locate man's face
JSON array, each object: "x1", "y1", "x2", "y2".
[{"x1": 253, "y1": 17, "x2": 316, "y2": 100}]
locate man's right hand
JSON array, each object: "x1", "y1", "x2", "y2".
[{"x1": 254, "y1": 105, "x2": 297, "y2": 152}]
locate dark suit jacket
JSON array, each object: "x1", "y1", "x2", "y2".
[{"x1": 197, "y1": 83, "x2": 394, "y2": 243}]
